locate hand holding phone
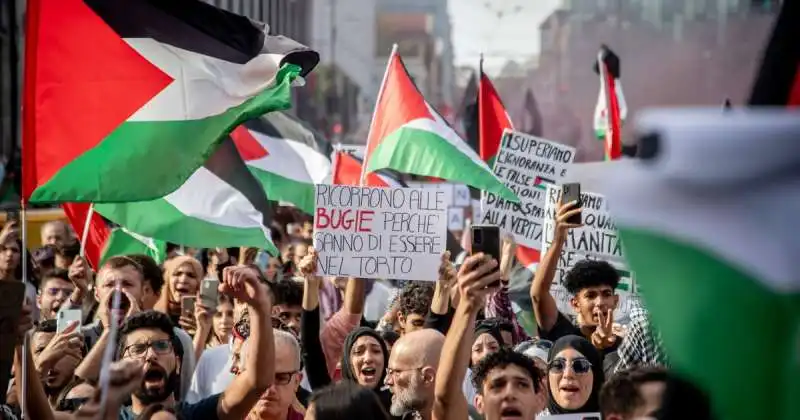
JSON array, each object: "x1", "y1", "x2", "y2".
[
  {"x1": 470, "y1": 224, "x2": 501, "y2": 288},
  {"x1": 561, "y1": 183, "x2": 582, "y2": 225},
  {"x1": 57, "y1": 309, "x2": 83, "y2": 333},
  {"x1": 181, "y1": 296, "x2": 196, "y2": 317}
]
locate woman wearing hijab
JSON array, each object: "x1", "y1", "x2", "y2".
[{"x1": 541, "y1": 334, "x2": 605, "y2": 416}]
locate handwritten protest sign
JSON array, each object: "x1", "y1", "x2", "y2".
[
  {"x1": 480, "y1": 129, "x2": 575, "y2": 250},
  {"x1": 541, "y1": 184, "x2": 638, "y2": 322},
  {"x1": 313, "y1": 185, "x2": 447, "y2": 281}
]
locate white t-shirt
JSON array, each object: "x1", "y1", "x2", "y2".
[{"x1": 186, "y1": 343, "x2": 233, "y2": 403}]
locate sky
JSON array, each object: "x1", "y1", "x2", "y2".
[{"x1": 448, "y1": 0, "x2": 561, "y2": 76}]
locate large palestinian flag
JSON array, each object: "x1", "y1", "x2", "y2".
[
  {"x1": 95, "y1": 139, "x2": 279, "y2": 256},
  {"x1": 606, "y1": 5, "x2": 800, "y2": 420},
  {"x1": 22, "y1": 0, "x2": 318, "y2": 203},
  {"x1": 362, "y1": 50, "x2": 518, "y2": 202},
  {"x1": 99, "y1": 227, "x2": 166, "y2": 266},
  {"x1": 332, "y1": 150, "x2": 405, "y2": 187},
  {"x1": 232, "y1": 112, "x2": 331, "y2": 215}
]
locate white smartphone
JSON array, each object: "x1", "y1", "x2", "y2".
[{"x1": 57, "y1": 309, "x2": 82, "y2": 333}]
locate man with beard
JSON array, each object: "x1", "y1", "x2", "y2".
[
  {"x1": 71, "y1": 256, "x2": 195, "y2": 399},
  {"x1": 36, "y1": 269, "x2": 74, "y2": 320},
  {"x1": 117, "y1": 265, "x2": 276, "y2": 419},
  {"x1": 246, "y1": 329, "x2": 305, "y2": 419},
  {"x1": 385, "y1": 329, "x2": 444, "y2": 420}
]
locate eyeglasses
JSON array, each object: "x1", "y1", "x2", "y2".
[
  {"x1": 548, "y1": 357, "x2": 593, "y2": 375},
  {"x1": 386, "y1": 367, "x2": 422, "y2": 377},
  {"x1": 56, "y1": 397, "x2": 90, "y2": 412},
  {"x1": 123, "y1": 339, "x2": 173, "y2": 358},
  {"x1": 274, "y1": 370, "x2": 299, "y2": 385}
]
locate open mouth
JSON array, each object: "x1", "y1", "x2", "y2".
[
  {"x1": 175, "y1": 285, "x2": 192, "y2": 295},
  {"x1": 500, "y1": 407, "x2": 523, "y2": 419},
  {"x1": 360, "y1": 367, "x2": 377, "y2": 380},
  {"x1": 143, "y1": 368, "x2": 166, "y2": 389},
  {"x1": 560, "y1": 384, "x2": 581, "y2": 396}
]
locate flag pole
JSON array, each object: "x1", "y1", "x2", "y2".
[
  {"x1": 360, "y1": 43, "x2": 398, "y2": 186},
  {"x1": 79, "y1": 203, "x2": 94, "y2": 258},
  {"x1": 478, "y1": 53, "x2": 486, "y2": 220},
  {"x1": 19, "y1": 201, "x2": 28, "y2": 419}
]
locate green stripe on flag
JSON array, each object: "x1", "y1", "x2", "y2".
[
  {"x1": 367, "y1": 127, "x2": 518, "y2": 202},
  {"x1": 100, "y1": 227, "x2": 166, "y2": 266},
  {"x1": 31, "y1": 65, "x2": 301, "y2": 203}
]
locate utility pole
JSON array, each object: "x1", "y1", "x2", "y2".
[{"x1": 329, "y1": 0, "x2": 339, "y2": 141}]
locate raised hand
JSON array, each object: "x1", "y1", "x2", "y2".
[
  {"x1": 455, "y1": 253, "x2": 502, "y2": 311},
  {"x1": 68, "y1": 255, "x2": 92, "y2": 294},
  {"x1": 591, "y1": 308, "x2": 617, "y2": 349},
  {"x1": 499, "y1": 234, "x2": 516, "y2": 281},
  {"x1": 35, "y1": 321, "x2": 83, "y2": 372},
  {"x1": 220, "y1": 265, "x2": 269, "y2": 308},
  {"x1": 438, "y1": 251, "x2": 457, "y2": 287},
  {"x1": 297, "y1": 247, "x2": 318, "y2": 278},
  {"x1": 555, "y1": 199, "x2": 583, "y2": 232}
]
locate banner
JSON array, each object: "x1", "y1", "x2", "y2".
[
  {"x1": 541, "y1": 184, "x2": 639, "y2": 322},
  {"x1": 313, "y1": 185, "x2": 447, "y2": 280},
  {"x1": 481, "y1": 129, "x2": 575, "y2": 249}
]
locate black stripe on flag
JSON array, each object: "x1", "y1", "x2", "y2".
[
  {"x1": 84, "y1": 0, "x2": 318, "y2": 75},
  {"x1": 243, "y1": 112, "x2": 331, "y2": 155},
  {"x1": 203, "y1": 140, "x2": 275, "y2": 230}
]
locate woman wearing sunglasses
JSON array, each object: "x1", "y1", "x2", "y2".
[{"x1": 542, "y1": 335, "x2": 604, "y2": 415}]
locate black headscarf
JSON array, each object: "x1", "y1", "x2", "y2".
[
  {"x1": 546, "y1": 335, "x2": 604, "y2": 415},
  {"x1": 341, "y1": 327, "x2": 395, "y2": 418}
]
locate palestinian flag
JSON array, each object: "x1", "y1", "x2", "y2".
[
  {"x1": 22, "y1": 0, "x2": 319, "y2": 203},
  {"x1": 603, "y1": 109, "x2": 800, "y2": 420},
  {"x1": 61, "y1": 203, "x2": 110, "y2": 269},
  {"x1": 362, "y1": 49, "x2": 518, "y2": 202},
  {"x1": 94, "y1": 139, "x2": 279, "y2": 255},
  {"x1": 231, "y1": 112, "x2": 331, "y2": 214},
  {"x1": 605, "y1": 5, "x2": 800, "y2": 419},
  {"x1": 478, "y1": 62, "x2": 515, "y2": 166},
  {"x1": 100, "y1": 227, "x2": 166, "y2": 266},
  {"x1": 593, "y1": 45, "x2": 627, "y2": 160},
  {"x1": 332, "y1": 151, "x2": 405, "y2": 187}
]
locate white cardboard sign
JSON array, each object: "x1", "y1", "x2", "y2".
[{"x1": 313, "y1": 185, "x2": 447, "y2": 281}]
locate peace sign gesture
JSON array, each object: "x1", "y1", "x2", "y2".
[{"x1": 590, "y1": 308, "x2": 617, "y2": 349}]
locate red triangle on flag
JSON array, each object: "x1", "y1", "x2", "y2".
[
  {"x1": 333, "y1": 151, "x2": 389, "y2": 187},
  {"x1": 364, "y1": 53, "x2": 432, "y2": 175},
  {"x1": 479, "y1": 71, "x2": 514, "y2": 162},
  {"x1": 61, "y1": 203, "x2": 110, "y2": 270},
  {"x1": 22, "y1": 0, "x2": 173, "y2": 199},
  {"x1": 516, "y1": 244, "x2": 541, "y2": 267},
  {"x1": 231, "y1": 126, "x2": 269, "y2": 161}
]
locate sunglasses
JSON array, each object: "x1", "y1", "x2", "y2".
[{"x1": 548, "y1": 357, "x2": 593, "y2": 374}]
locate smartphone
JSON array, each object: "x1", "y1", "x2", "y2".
[
  {"x1": 57, "y1": 309, "x2": 83, "y2": 333},
  {"x1": 561, "y1": 182, "x2": 582, "y2": 225},
  {"x1": 181, "y1": 296, "x2": 196, "y2": 316},
  {"x1": 200, "y1": 277, "x2": 220, "y2": 310},
  {"x1": 470, "y1": 224, "x2": 501, "y2": 287}
]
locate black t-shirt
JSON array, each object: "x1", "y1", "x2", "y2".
[
  {"x1": 119, "y1": 394, "x2": 220, "y2": 420},
  {"x1": 538, "y1": 312, "x2": 620, "y2": 357}
]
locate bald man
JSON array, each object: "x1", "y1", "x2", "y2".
[
  {"x1": 385, "y1": 329, "x2": 445, "y2": 420},
  {"x1": 40, "y1": 220, "x2": 70, "y2": 247}
]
